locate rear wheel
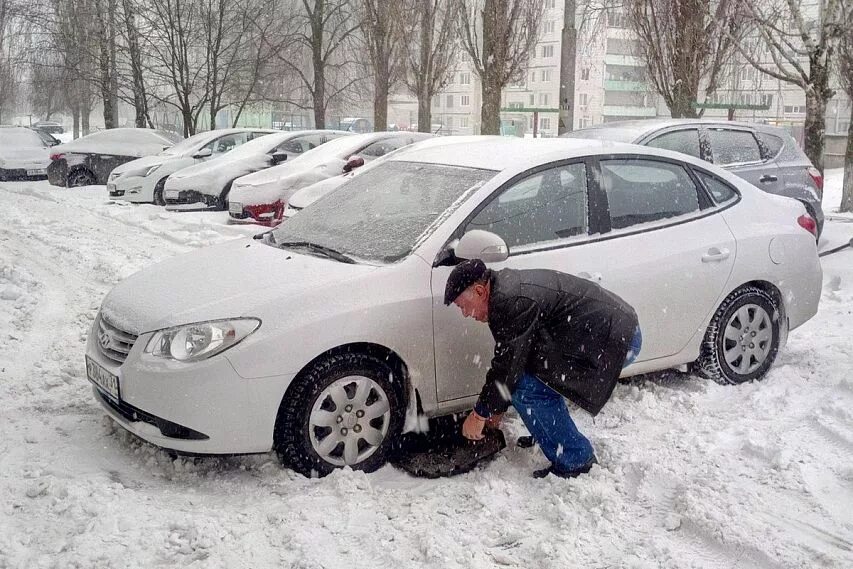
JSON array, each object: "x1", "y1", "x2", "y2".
[
  {"x1": 694, "y1": 286, "x2": 781, "y2": 385},
  {"x1": 274, "y1": 353, "x2": 405, "y2": 477},
  {"x1": 152, "y1": 177, "x2": 168, "y2": 206},
  {"x1": 67, "y1": 168, "x2": 95, "y2": 187}
]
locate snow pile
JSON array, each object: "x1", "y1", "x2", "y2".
[{"x1": 0, "y1": 177, "x2": 851, "y2": 568}]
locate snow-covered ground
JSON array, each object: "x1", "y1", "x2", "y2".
[{"x1": 1, "y1": 174, "x2": 852, "y2": 568}]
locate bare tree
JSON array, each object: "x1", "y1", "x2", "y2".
[
  {"x1": 358, "y1": 0, "x2": 404, "y2": 131},
  {"x1": 402, "y1": 0, "x2": 459, "y2": 133},
  {"x1": 0, "y1": 0, "x2": 17, "y2": 123},
  {"x1": 457, "y1": 0, "x2": 545, "y2": 135},
  {"x1": 737, "y1": 0, "x2": 844, "y2": 173},
  {"x1": 838, "y1": 0, "x2": 853, "y2": 213},
  {"x1": 625, "y1": 0, "x2": 744, "y2": 118},
  {"x1": 118, "y1": 0, "x2": 152, "y2": 127}
]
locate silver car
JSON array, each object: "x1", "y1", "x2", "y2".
[{"x1": 563, "y1": 119, "x2": 825, "y2": 237}]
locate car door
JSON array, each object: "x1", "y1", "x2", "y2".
[
  {"x1": 430, "y1": 160, "x2": 593, "y2": 403},
  {"x1": 642, "y1": 127, "x2": 704, "y2": 161},
  {"x1": 704, "y1": 126, "x2": 783, "y2": 194},
  {"x1": 201, "y1": 132, "x2": 250, "y2": 159}
]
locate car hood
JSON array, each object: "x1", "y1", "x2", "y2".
[
  {"x1": 166, "y1": 152, "x2": 272, "y2": 193},
  {"x1": 288, "y1": 175, "x2": 350, "y2": 209},
  {"x1": 111, "y1": 154, "x2": 171, "y2": 177},
  {"x1": 99, "y1": 237, "x2": 378, "y2": 335}
]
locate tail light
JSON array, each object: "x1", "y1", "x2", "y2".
[
  {"x1": 807, "y1": 166, "x2": 823, "y2": 200},
  {"x1": 797, "y1": 214, "x2": 817, "y2": 237},
  {"x1": 49, "y1": 152, "x2": 64, "y2": 161}
]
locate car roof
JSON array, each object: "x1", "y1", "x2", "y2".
[
  {"x1": 564, "y1": 118, "x2": 788, "y2": 143},
  {"x1": 388, "y1": 136, "x2": 646, "y2": 171}
]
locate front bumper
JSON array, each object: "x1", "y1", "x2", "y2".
[
  {"x1": 85, "y1": 318, "x2": 295, "y2": 454},
  {"x1": 108, "y1": 176, "x2": 155, "y2": 202},
  {"x1": 0, "y1": 167, "x2": 49, "y2": 180},
  {"x1": 164, "y1": 189, "x2": 219, "y2": 208},
  {"x1": 228, "y1": 201, "x2": 285, "y2": 226}
]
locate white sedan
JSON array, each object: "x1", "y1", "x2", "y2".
[
  {"x1": 107, "y1": 128, "x2": 276, "y2": 204},
  {"x1": 86, "y1": 138, "x2": 821, "y2": 477},
  {"x1": 162, "y1": 130, "x2": 350, "y2": 210},
  {"x1": 0, "y1": 127, "x2": 53, "y2": 180}
]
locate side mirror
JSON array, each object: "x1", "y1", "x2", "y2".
[
  {"x1": 193, "y1": 147, "x2": 213, "y2": 159},
  {"x1": 343, "y1": 155, "x2": 365, "y2": 173},
  {"x1": 271, "y1": 151, "x2": 288, "y2": 165},
  {"x1": 454, "y1": 230, "x2": 509, "y2": 263}
]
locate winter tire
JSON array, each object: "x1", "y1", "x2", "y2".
[
  {"x1": 695, "y1": 286, "x2": 781, "y2": 385},
  {"x1": 67, "y1": 169, "x2": 95, "y2": 187},
  {"x1": 153, "y1": 177, "x2": 168, "y2": 206},
  {"x1": 216, "y1": 180, "x2": 236, "y2": 211},
  {"x1": 274, "y1": 353, "x2": 405, "y2": 478}
]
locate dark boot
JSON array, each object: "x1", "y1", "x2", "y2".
[
  {"x1": 517, "y1": 435, "x2": 535, "y2": 448},
  {"x1": 532, "y1": 456, "x2": 598, "y2": 479}
]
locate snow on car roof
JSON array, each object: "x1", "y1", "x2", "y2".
[
  {"x1": 54, "y1": 128, "x2": 180, "y2": 158},
  {"x1": 388, "y1": 136, "x2": 645, "y2": 171}
]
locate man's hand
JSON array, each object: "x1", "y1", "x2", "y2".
[{"x1": 462, "y1": 411, "x2": 486, "y2": 440}]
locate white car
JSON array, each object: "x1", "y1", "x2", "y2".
[
  {"x1": 228, "y1": 132, "x2": 433, "y2": 225},
  {"x1": 86, "y1": 138, "x2": 821, "y2": 477},
  {"x1": 107, "y1": 128, "x2": 276, "y2": 204},
  {"x1": 162, "y1": 130, "x2": 350, "y2": 210},
  {"x1": 0, "y1": 127, "x2": 53, "y2": 180}
]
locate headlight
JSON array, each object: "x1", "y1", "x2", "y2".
[
  {"x1": 144, "y1": 318, "x2": 260, "y2": 362},
  {"x1": 144, "y1": 164, "x2": 162, "y2": 177}
]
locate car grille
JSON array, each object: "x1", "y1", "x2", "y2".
[{"x1": 96, "y1": 314, "x2": 138, "y2": 365}]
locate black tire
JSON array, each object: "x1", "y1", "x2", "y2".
[
  {"x1": 694, "y1": 286, "x2": 781, "y2": 385},
  {"x1": 67, "y1": 168, "x2": 95, "y2": 187},
  {"x1": 216, "y1": 180, "x2": 236, "y2": 211},
  {"x1": 274, "y1": 353, "x2": 405, "y2": 478},
  {"x1": 152, "y1": 177, "x2": 168, "y2": 206}
]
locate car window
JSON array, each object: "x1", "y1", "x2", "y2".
[
  {"x1": 360, "y1": 139, "x2": 406, "y2": 158},
  {"x1": 204, "y1": 132, "x2": 249, "y2": 155},
  {"x1": 757, "y1": 133, "x2": 784, "y2": 158},
  {"x1": 707, "y1": 129, "x2": 761, "y2": 165},
  {"x1": 696, "y1": 171, "x2": 738, "y2": 204},
  {"x1": 249, "y1": 131, "x2": 271, "y2": 141},
  {"x1": 645, "y1": 129, "x2": 701, "y2": 159},
  {"x1": 468, "y1": 163, "x2": 588, "y2": 248},
  {"x1": 275, "y1": 138, "x2": 309, "y2": 154},
  {"x1": 600, "y1": 159, "x2": 700, "y2": 230}
]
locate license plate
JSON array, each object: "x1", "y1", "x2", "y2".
[
  {"x1": 27, "y1": 169, "x2": 46, "y2": 176},
  {"x1": 165, "y1": 190, "x2": 180, "y2": 199},
  {"x1": 229, "y1": 202, "x2": 243, "y2": 214},
  {"x1": 86, "y1": 356, "x2": 120, "y2": 402}
]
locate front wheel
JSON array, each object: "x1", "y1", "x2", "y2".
[
  {"x1": 67, "y1": 169, "x2": 95, "y2": 187},
  {"x1": 152, "y1": 177, "x2": 168, "y2": 206},
  {"x1": 274, "y1": 353, "x2": 405, "y2": 477},
  {"x1": 694, "y1": 286, "x2": 781, "y2": 385}
]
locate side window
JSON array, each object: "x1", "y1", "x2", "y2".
[
  {"x1": 645, "y1": 129, "x2": 701, "y2": 159},
  {"x1": 707, "y1": 129, "x2": 762, "y2": 165},
  {"x1": 757, "y1": 133, "x2": 784, "y2": 158},
  {"x1": 599, "y1": 160, "x2": 700, "y2": 230},
  {"x1": 275, "y1": 138, "x2": 308, "y2": 154},
  {"x1": 205, "y1": 133, "x2": 249, "y2": 155},
  {"x1": 298, "y1": 133, "x2": 331, "y2": 150},
  {"x1": 248, "y1": 131, "x2": 271, "y2": 141},
  {"x1": 468, "y1": 163, "x2": 588, "y2": 249},
  {"x1": 696, "y1": 171, "x2": 738, "y2": 204},
  {"x1": 360, "y1": 139, "x2": 405, "y2": 158}
]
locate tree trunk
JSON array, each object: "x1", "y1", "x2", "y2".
[
  {"x1": 479, "y1": 0, "x2": 501, "y2": 136},
  {"x1": 373, "y1": 71, "x2": 388, "y2": 131},
  {"x1": 72, "y1": 105, "x2": 80, "y2": 139},
  {"x1": 841, "y1": 112, "x2": 853, "y2": 213},
  {"x1": 480, "y1": 78, "x2": 502, "y2": 135},
  {"x1": 82, "y1": 102, "x2": 91, "y2": 136},
  {"x1": 558, "y1": 0, "x2": 576, "y2": 134},
  {"x1": 417, "y1": 83, "x2": 431, "y2": 133},
  {"x1": 803, "y1": 87, "x2": 828, "y2": 173},
  {"x1": 311, "y1": 0, "x2": 326, "y2": 129}
]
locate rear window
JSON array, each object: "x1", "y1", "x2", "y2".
[
  {"x1": 757, "y1": 133, "x2": 784, "y2": 158},
  {"x1": 646, "y1": 129, "x2": 701, "y2": 159},
  {"x1": 696, "y1": 171, "x2": 738, "y2": 204},
  {"x1": 707, "y1": 129, "x2": 762, "y2": 165}
]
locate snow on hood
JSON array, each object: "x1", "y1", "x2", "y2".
[
  {"x1": 230, "y1": 160, "x2": 345, "y2": 206},
  {"x1": 54, "y1": 129, "x2": 173, "y2": 158},
  {"x1": 165, "y1": 152, "x2": 272, "y2": 195},
  {"x1": 288, "y1": 175, "x2": 350, "y2": 209},
  {"x1": 110, "y1": 154, "x2": 170, "y2": 177},
  {"x1": 99, "y1": 237, "x2": 377, "y2": 334}
]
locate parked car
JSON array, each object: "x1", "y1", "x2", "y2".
[
  {"x1": 33, "y1": 121, "x2": 64, "y2": 135},
  {"x1": 47, "y1": 128, "x2": 183, "y2": 187},
  {"x1": 228, "y1": 132, "x2": 434, "y2": 225},
  {"x1": 0, "y1": 127, "x2": 54, "y2": 181},
  {"x1": 107, "y1": 128, "x2": 275, "y2": 204},
  {"x1": 562, "y1": 119, "x2": 825, "y2": 238},
  {"x1": 163, "y1": 130, "x2": 350, "y2": 210},
  {"x1": 86, "y1": 138, "x2": 821, "y2": 477}
]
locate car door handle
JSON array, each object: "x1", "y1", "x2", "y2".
[
  {"x1": 759, "y1": 174, "x2": 778, "y2": 183},
  {"x1": 702, "y1": 248, "x2": 731, "y2": 263},
  {"x1": 578, "y1": 271, "x2": 603, "y2": 282}
]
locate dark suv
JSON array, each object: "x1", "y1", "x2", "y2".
[{"x1": 563, "y1": 120, "x2": 825, "y2": 238}]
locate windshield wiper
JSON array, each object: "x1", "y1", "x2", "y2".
[{"x1": 277, "y1": 241, "x2": 355, "y2": 264}]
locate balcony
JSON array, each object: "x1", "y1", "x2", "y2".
[
  {"x1": 602, "y1": 105, "x2": 657, "y2": 118},
  {"x1": 604, "y1": 80, "x2": 647, "y2": 92},
  {"x1": 604, "y1": 54, "x2": 644, "y2": 67}
]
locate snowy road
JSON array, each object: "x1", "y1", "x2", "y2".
[{"x1": 1, "y1": 178, "x2": 852, "y2": 568}]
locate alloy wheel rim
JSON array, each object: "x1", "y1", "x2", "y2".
[{"x1": 722, "y1": 303, "x2": 773, "y2": 375}]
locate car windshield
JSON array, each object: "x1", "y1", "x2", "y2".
[
  {"x1": 0, "y1": 128, "x2": 46, "y2": 148},
  {"x1": 272, "y1": 161, "x2": 496, "y2": 263},
  {"x1": 160, "y1": 131, "x2": 216, "y2": 156},
  {"x1": 285, "y1": 135, "x2": 375, "y2": 169}
]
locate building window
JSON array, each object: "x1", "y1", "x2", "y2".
[
  {"x1": 760, "y1": 94, "x2": 773, "y2": 107},
  {"x1": 608, "y1": 10, "x2": 627, "y2": 28},
  {"x1": 461, "y1": 95, "x2": 470, "y2": 107},
  {"x1": 445, "y1": 117, "x2": 453, "y2": 128},
  {"x1": 579, "y1": 93, "x2": 589, "y2": 106},
  {"x1": 541, "y1": 69, "x2": 552, "y2": 82},
  {"x1": 539, "y1": 93, "x2": 550, "y2": 106},
  {"x1": 460, "y1": 72, "x2": 471, "y2": 85},
  {"x1": 542, "y1": 45, "x2": 555, "y2": 58},
  {"x1": 540, "y1": 117, "x2": 551, "y2": 130},
  {"x1": 530, "y1": 71, "x2": 536, "y2": 83},
  {"x1": 529, "y1": 116, "x2": 535, "y2": 129},
  {"x1": 545, "y1": 0, "x2": 555, "y2": 8},
  {"x1": 544, "y1": 20, "x2": 556, "y2": 34},
  {"x1": 581, "y1": 68, "x2": 590, "y2": 80},
  {"x1": 529, "y1": 94, "x2": 535, "y2": 106},
  {"x1": 460, "y1": 116, "x2": 469, "y2": 128},
  {"x1": 784, "y1": 105, "x2": 803, "y2": 114},
  {"x1": 446, "y1": 95, "x2": 454, "y2": 108}
]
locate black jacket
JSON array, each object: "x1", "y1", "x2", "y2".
[{"x1": 476, "y1": 268, "x2": 639, "y2": 417}]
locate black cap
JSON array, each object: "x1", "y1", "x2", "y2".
[{"x1": 444, "y1": 259, "x2": 488, "y2": 305}]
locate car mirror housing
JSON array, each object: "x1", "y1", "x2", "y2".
[
  {"x1": 271, "y1": 151, "x2": 288, "y2": 165},
  {"x1": 193, "y1": 147, "x2": 213, "y2": 159},
  {"x1": 454, "y1": 230, "x2": 509, "y2": 263},
  {"x1": 343, "y1": 155, "x2": 365, "y2": 173}
]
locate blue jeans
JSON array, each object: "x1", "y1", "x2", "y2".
[{"x1": 512, "y1": 326, "x2": 642, "y2": 471}]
